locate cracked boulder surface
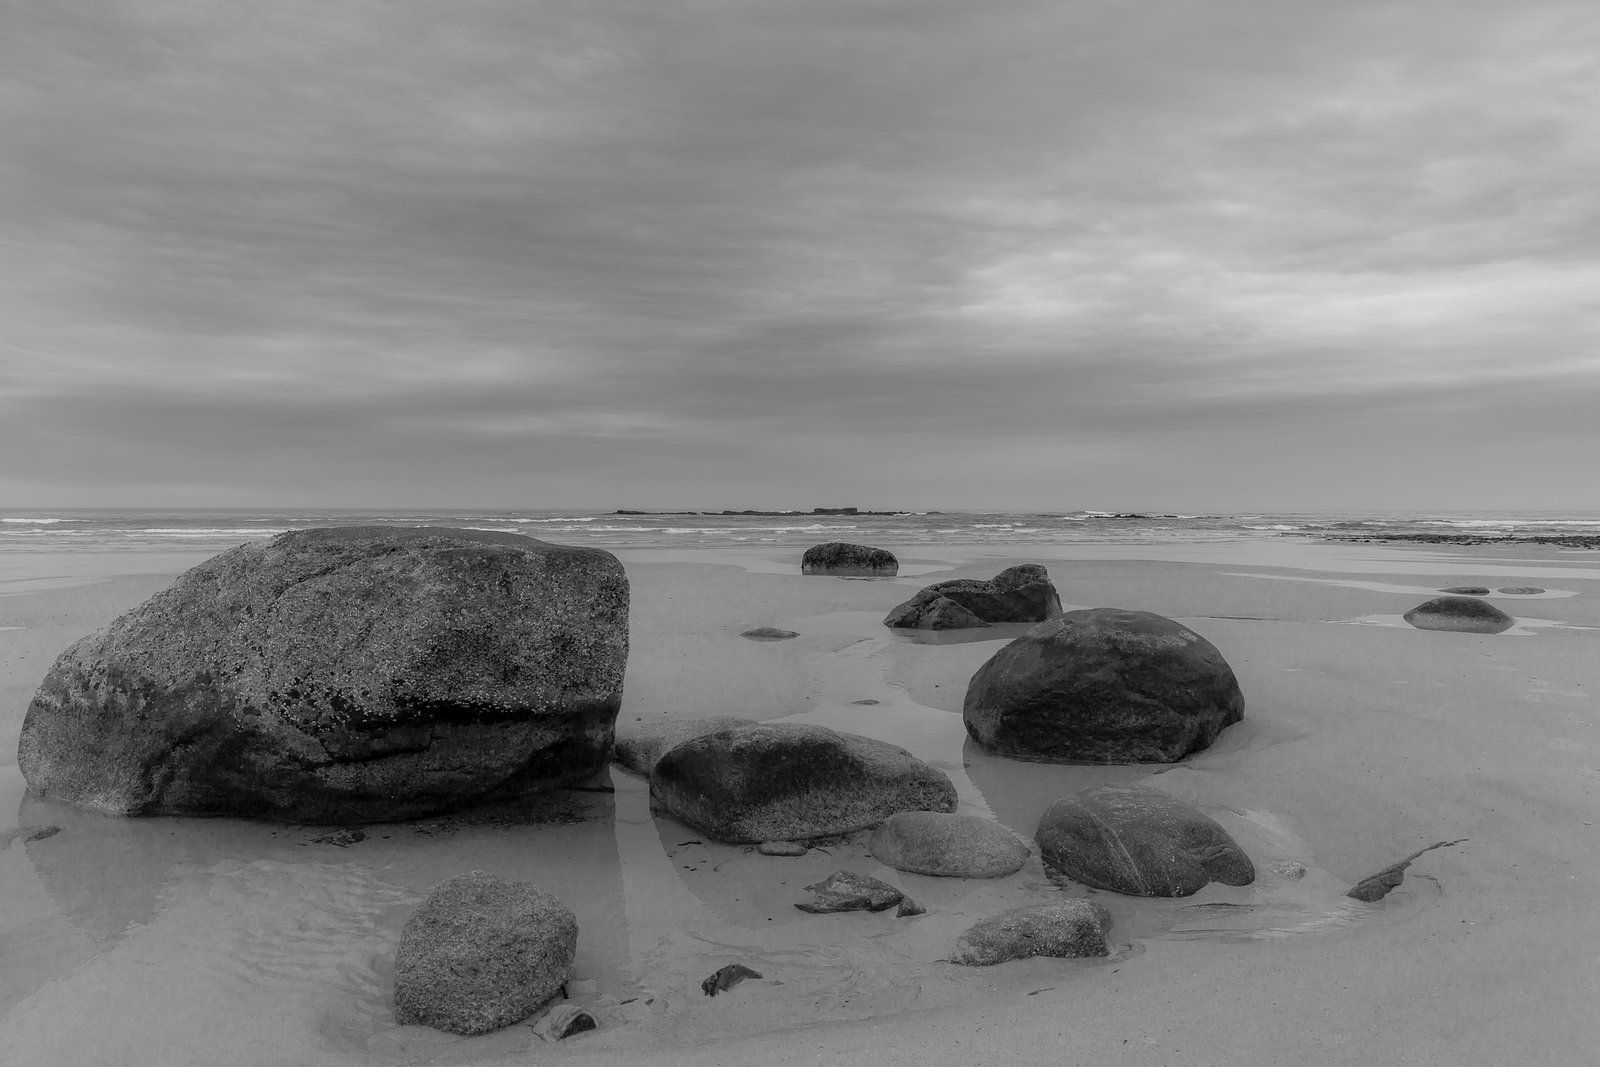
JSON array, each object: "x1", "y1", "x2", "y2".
[{"x1": 18, "y1": 526, "x2": 628, "y2": 822}]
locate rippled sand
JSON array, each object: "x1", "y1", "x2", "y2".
[{"x1": 3, "y1": 540, "x2": 1599, "y2": 1065}]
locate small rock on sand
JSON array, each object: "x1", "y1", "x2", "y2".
[
  {"x1": 740, "y1": 627, "x2": 799, "y2": 641},
  {"x1": 758, "y1": 840, "x2": 809, "y2": 856},
  {"x1": 1498, "y1": 586, "x2": 1544, "y2": 595},
  {"x1": 794, "y1": 871, "x2": 903, "y2": 914},
  {"x1": 531, "y1": 1004, "x2": 597, "y2": 1041},
  {"x1": 1439, "y1": 586, "x2": 1490, "y2": 595},
  {"x1": 701, "y1": 963, "x2": 763, "y2": 996},
  {"x1": 949, "y1": 900, "x2": 1113, "y2": 966}
]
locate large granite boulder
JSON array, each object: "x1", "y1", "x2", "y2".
[
  {"x1": 649, "y1": 722, "x2": 956, "y2": 842},
  {"x1": 949, "y1": 900, "x2": 1113, "y2": 965},
  {"x1": 394, "y1": 871, "x2": 577, "y2": 1035},
  {"x1": 612, "y1": 716, "x2": 756, "y2": 777},
  {"x1": 802, "y1": 542, "x2": 898, "y2": 576},
  {"x1": 1403, "y1": 596, "x2": 1516, "y2": 634},
  {"x1": 868, "y1": 811, "x2": 1030, "y2": 878},
  {"x1": 964, "y1": 608, "x2": 1243, "y2": 763},
  {"x1": 1035, "y1": 784, "x2": 1254, "y2": 897},
  {"x1": 18, "y1": 527, "x2": 628, "y2": 822},
  {"x1": 883, "y1": 565, "x2": 1061, "y2": 629}
]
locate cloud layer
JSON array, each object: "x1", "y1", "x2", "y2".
[{"x1": 3, "y1": 0, "x2": 1597, "y2": 508}]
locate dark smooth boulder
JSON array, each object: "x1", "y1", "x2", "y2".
[
  {"x1": 949, "y1": 900, "x2": 1112, "y2": 965},
  {"x1": 801, "y1": 542, "x2": 898, "y2": 576},
  {"x1": 868, "y1": 811, "x2": 1029, "y2": 878},
  {"x1": 964, "y1": 608, "x2": 1243, "y2": 763},
  {"x1": 794, "y1": 871, "x2": 903, "y2": 913},
  {"x1": 18, "y1": 527, "x2": 629, "y2": 822},
  {"x1": 649, "y1": 722, "x2": 956, "y2": 843},
  {"x1": 1403, "y1": 596, "x2": 1515, "y2": 634},
  {"x1": 613, "y1": 716, "x2": 756, "y2": 777},
  {"x1": 884, "y1": 565, "x2": 1061, "y2": 629},
  {"x1": 394, "y1": 871, "x2": 577, "y2": 1035},
  {"x1": 1035, "y1": 784, "x2": 1254, "y2": 897},
  {"x1": 1439, "y1": 586, "x2": 1490, "y2": 596}
]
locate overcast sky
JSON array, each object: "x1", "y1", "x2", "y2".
[{"x1": 2, "y1": 1, "x2": 1596, "y2": 511}]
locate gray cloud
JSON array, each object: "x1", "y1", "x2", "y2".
[{"x1": 3, "y1": 0, "x2": 1597, "y2": 507}]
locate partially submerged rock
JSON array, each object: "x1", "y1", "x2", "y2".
[
  {"x1": 949, "y1": 900, "x2": 1113, "y2": 966},
  {"x1": 1439, "y1": 586, "x2": 1490, "y2": 595},
  {"x1": 1035, "y1": 784, "x2": 1254, "y2": 897},
  {"x1": 394, "y1": 871, "x2": 577, "y2": 1036},
  {"x1": 794, "y1": 871, "x2": 903, "y2": 913},
  {"x1": 802, "y1": 543, "x2": 898, "y2": 577},
  {"x1": 19, "y1": 526, "x2": 628, "y2": 822},
  {"x1": 613, "y1": 716, "x2": 756, "y2": 777},
  {"x1": 964, "y1": 608, "x2": 1244, "y2": 763},
  {"x1": 531, "y1": 1004, "x2": 597, "y2": 1041},
  {"x1": 702, "y1": 963, "x2": 763, "y2": 996},
  {"x1": 1498, "y1": 586, "x2": 1544, "y2": 595},
  {"x1": 868, "y1": 811, "x2": 1029, "y2": 878},
  {"x1": 1403, "y1": 596, "x2": 1516, "y2": 634},
  {"x1": 1347, "y1": 839, "x2": 1466, "y2": 902},
  {"x1": 741, "y1": 627, "x2": 800, "y2": 641},
  {"x1": 650, "y1": 722, "x2": 956, "y2": 843},
  {"x1": 884, "y1": 565, "x2": 1061, "y2": 629}
]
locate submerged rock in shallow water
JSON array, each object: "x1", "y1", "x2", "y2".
[
  {"x1": 394, "y1": 871, "x2": 577, "y2": 1036},
  {"x1": 884, "y1": 565, "x2": 1060, "y2": 629},
  {"x1": 949, "y1": 900, "x2": 1113, "y2": 965},
  {"x1": 1036, "y1": 784, "x2": 1254, "y2": 897},
  {"x1": 794, "y1": 871, "x2": 904, "y2": 913},
  {"x1": 740, "y1": 627, "x2": 799, "y2": 641},
  {"x1": 1403, "y1": 596, "x2": 1515, "y2": 634}
]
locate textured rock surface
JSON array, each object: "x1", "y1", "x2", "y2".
[
  {"x1": 1498, "y1": 586, "x2": 1544, "y2": 595},
  {"x1": 650, "y1": 722, "x2": 956, "y2": 843},
  {"x1": 949, "y1": 900, "x2": 1113, "y2": 965},
  {"x1": 1036, "y1": 784, "x2": 1255, "y2": 897},
  {"x1": 612, "y1": 716, "x2": 756, "y2": 777},
  {"x1": 868, "y1": 811, "x2": 1029, "y2": 878},
  {"x1": 1403, "y1": 596, "x2": 1516, "y2": 634},
  {"x1": 964, "y1": 608, "x2": 1243, "y2": 763},
  {"x1": 801, "y1": 542, "x2": 898, "y2": 576},
  {"x1": 757, "y1": 840, "x2": 809, "y2": 856},
  {"x1": 393, "y1": 871, "x2": 577, "y2": 1035},
  {"x1": 794, "y1": 871, "x2": 904, "y2": 913},
  {"x1": 884, "y1": 565, "x2": 1061, "y2": 629},
  {"x1": 1439, "y1": 586, "x2": 1491, "y2": 595},
  {"x1": 19, "y1": 527, "x2": 628, "y2": 822}
]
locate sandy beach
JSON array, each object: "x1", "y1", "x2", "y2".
[{"x1": 2, "y1": 537, "x2": 1598, "y2": 1065}]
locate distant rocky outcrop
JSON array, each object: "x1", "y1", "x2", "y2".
[
  {"x1": 883, "y1": 565, "x2": 1061, "y2": 629},
  {"x1": 949, "y1": 900, "x2": 1113, "y2": 965},
  {"x1": 1403, "y1": 596, "x2": 1516, "y2": 634},
  {"x1": 649, "y1": 722, "x2": 956, "y2": 842},
  {"x1": 868, "y1": 811, "x2": 1030, "y2": 878},
  {"x1": 1035, "y1": 784, "x2": 1254, "y2": 897},
  {"x1": 801, "y1": 542, "x2": 898, "y2": 576},
  {"x1": 18, "y1": 527, "x2": 628, "y2": 823},
  {"x1": 964, "y1": 608, "x2": 1243, "y2": 763},
  {"x1": 612, "y1": 716, "x2": 757, "y2": 777},
  {"x1": 394, "y1": 871, "x2": 577, "y2": 1035}
]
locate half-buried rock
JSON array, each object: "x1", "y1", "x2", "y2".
[
  {"x1": 964, "y1": 608, "x2": 1243, "y2": 763},
  {"x1": 868, "y1": 811, "x2": 1030, "y2": 878},
  {"x1": 649, "y1": 722, "x2": 956, "y2": 842},
  {"x1": 394, "y1": 870, "x2": 577, "y2": 1035},
  {"x1": 949, "y1": 900, "x2": 1112, "y2": 966},
  {"x1": 18, "y1": 526, "x2": 628, "y2": 822},
  {"x1": 1035, "y1": 784, "x2": 1254, "y2": 897},
  {"x1": 801, "y1": 542, "x2": 898, "y2": 576},
  {"x1": 884, "y1": 564, "x2": 1061, "y2": 629},
  {"x1": 1403, "y1": 596, "x2": 1516, "y2": 634}
]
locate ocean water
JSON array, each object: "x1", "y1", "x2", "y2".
[{"x1": 4, "y1": 507, "x2": 1600, "y2": 555}]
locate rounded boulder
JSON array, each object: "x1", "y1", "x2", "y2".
[
  {"x1": 1035, "y1": 784, "x2": 1254, "y2": 897},
  {"x1": 963, "y1": 608, "x2": 1243, "y2": 763},
  {"x1": 801, "y1": 542, "x2": 898, "y2": 576},
  {"x1": 949, "y1": 900, "x2": 1113, "y2": 965},
  {"x1": 649, "y1": 722, "x2": 956, "y2": 842},
  {"x1": 868, "y1": 811, "x2": 1030, "y2": 878},
  {"x1": 1403, "y1": 596, "x2": 1516, "y2": 634},
  {"x1": 394, "y1": 871, "x2": 577, "y2": 1035},
  {"x1": 884, "y1": 564, "x2": 1061, "y2": 629},
  {"x1": 18, "y1": 526, "x2": 628, "y2": 822}
]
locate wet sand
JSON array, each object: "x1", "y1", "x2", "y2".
[{"x1": 2, "y1": 539, "x2": 1599, "y2": 1065}]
